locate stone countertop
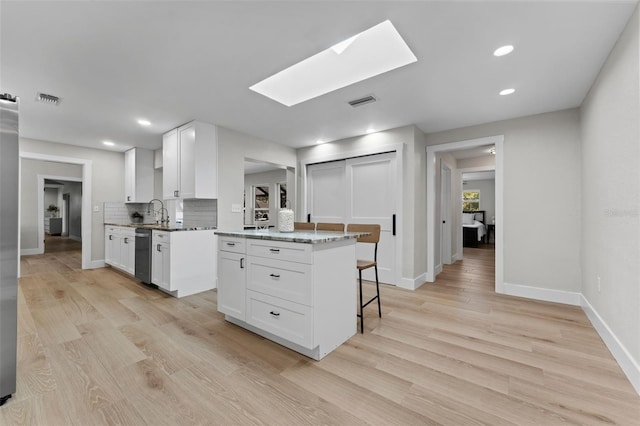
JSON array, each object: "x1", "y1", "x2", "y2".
[
  {"x1": 214, "y1": 229, "x2": 368, "y2": 244},
  {"x1": 104, "y1": 223, "x2": 216, "y2": 232}
]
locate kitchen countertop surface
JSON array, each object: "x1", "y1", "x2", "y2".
[
  {"x1": 104, "y1": 223, "x2": 216, "y2": 232},
  {"x1": 215, "y1": 229, "x2": 368, "y2": 244}
]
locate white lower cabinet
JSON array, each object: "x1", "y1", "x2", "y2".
[
  {"x1": 104, "y1": 226, "x2": 135, "y2": 275},
  {"x1": 217, "y1": 239, "x2": 246, "y2": 320},
  {"x1": 152, "y1": 231, "x2": 172, "y2": 291},
  {"x1": 151, "y1": 230, "x2": 217, "y2": 298},
  {"x1": 217, "y1": 236, "x2": 357, "y2": 360}
]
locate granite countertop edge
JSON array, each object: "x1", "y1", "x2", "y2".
[
  {"x1": 104, "y1": 223, "x2": 216, "y2": 232},
  {"x1": 214, "y1": 229, "x2": 368, "y2": 244}
]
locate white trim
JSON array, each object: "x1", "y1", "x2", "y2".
[
  {"x1": 300, "y1": 142, "x2": 404, "y2": 287},
  {"x1": 581, "y1": 295, "x2": 640, "y2": 395},
  {"x1": 503, "y1": 282, "x2": 581, "y2": 305},
  {"x1": 435, "y1": 263, "x2": 443, "y2": 275},
  {"x1": 87, "y1": 260, "x2": 106, "y2": 270},
  {"x1": 426, "y1": 135, "x2": 504, "y2": 295},
  {"x1": 20, "y1": 248, "x2": 43, "y2": 256},
  {"x1": 20, "y1": 152, "x2": 93, "y2": 270},
  {"x1": 398, "y1": 272, "x2": 428, "y2": 290}
]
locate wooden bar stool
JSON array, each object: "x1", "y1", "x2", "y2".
[
  {"x1": 316, "y1": 222, "x2": 344, "y2": 232},
  {"x1": 294, "y1": 222, "x2": 315, "y2": 231},
  {"x1": 346, "y1": 224, "x2": 381, "y2": 333}
]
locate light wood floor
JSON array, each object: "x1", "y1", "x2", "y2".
[{"x1": 3, "y1": 245, "x2": 639, "y2": 425}]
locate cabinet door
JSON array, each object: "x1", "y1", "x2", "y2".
[
  {"x1": 152, "y1": 242, "x2": 172, "y2": 290},
  {"x1": 124, "y1": 149, "x2": 135, "y2": 202},
  {"x1": 218, "y1": 251, "x2": 246, "y2": 320},
  {"x1": 178, "y1": 123, "x2": 196, "y2": 199},
  {"x1": 120, "y1": 234, "x2": 135, "y2": 275},
  {"x1": 163, "y1": 129, "x2": 179, "y2": 199},
  {"x1": 105, "y1": 230, "x2": 120, "y2": 266}
]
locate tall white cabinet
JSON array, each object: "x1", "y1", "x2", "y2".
[
  {"x1": 124, "y1": 148, "x2": 154, "y2": 203},
  {"x1": 162, "y1": 121, "x2": 218, "y2": 200}
]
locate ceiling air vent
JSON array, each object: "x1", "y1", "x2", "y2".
[
  {"x1": 348, "y1": 95, "x2": 376, "y2": 108},
  {"x1": 36, "y1": 92, "x2": 61, "y2": 105}
]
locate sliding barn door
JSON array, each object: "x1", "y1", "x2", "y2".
[{"x1": 306, "y1": 153, "x2": 397, "y2": 285}]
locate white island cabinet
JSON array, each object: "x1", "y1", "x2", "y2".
[
  {"x1": 105, "y1": 225, "x2": 135, "y2": 275},
  {"x1": 216, "y1": 230, "x2": 363, "y2": 360}
]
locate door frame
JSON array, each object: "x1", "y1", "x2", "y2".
[
  {"x1": 19, "y1": 152, "x2": 93, "y2": 272},
  {"x1": 301, "y1": 142, "x2": 404, "y2": 287},
  {"x1": 440, "y1": 162, "x2": 452, "y2": 267},
  {"x1": 426, "y1": 135, "x2": 504, "y2": 294},
  {"x1": 39, "y1": 175, "x2": 82, "y2": 252}
]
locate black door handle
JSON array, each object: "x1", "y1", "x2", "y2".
[
  {"x1": 307, "y1": 213, "x2": 311, "y2": 223},
  {"x1": 392, "y1": 214, "x2": 396, "y2": 236}
]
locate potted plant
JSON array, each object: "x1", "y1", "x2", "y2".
[
  {"x1": 47, "y1": 204, "x2": 59, "y2": 217},
  {"x1": 131, "y1": 211, "x2": 144, "y2": 224}
]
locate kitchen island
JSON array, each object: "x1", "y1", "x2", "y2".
[{"x1": 215, "y1": 229, "x2": 364, "y2": 360}]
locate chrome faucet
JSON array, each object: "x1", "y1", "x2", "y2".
[{"x1": 147, "y1": 199, "x2": 169, "y2": 225}]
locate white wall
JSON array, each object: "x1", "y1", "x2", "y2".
[
  {"x1": 20, "y1": 138, "x2": 124, "y2": 262},
  {"x1": 426, "y1": 109, "x2": 582, "y2": 295},
  {"x1": 580, "y1": 4, "x2": 639, "y2": 392},
  {"x1": 217, "y1": 127, "x2": 297, "y2": 231},
  {"x1": 463, "y1": 179, "x2": 495, "y2": 225}
]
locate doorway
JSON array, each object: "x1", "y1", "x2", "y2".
[{"x1": 426, "y1": 135, "x2": 504, "y2": 293}]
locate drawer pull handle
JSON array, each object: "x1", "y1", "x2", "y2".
[
  {"x1": 124, "y1": 237, "x2": 128, "y2": 244},
  {"x1": 157, "y1": 244, "x2": 162, "y2": 252},
  {"x1": 226, "y1": 242, "x2": 235, "y2": 246},
  {"x1": 240, "y1": 258, "x2": 245, "y2": 269},
  {"x1": 269, "y1": 311, "x2": 280, "y2": 317},
  {"x1": 269, "y1": 248, "x2": 280, "y2": 253},
  {"x1": 109, "y1": 235, "x2": 113, "y2": 240},
  {"x1": 269, "y1": 273, "x2": 280, "y2": 278}
]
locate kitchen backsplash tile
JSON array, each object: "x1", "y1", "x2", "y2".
[
  {"x1": 183, "y1": 199, "x2": 217, "y2": 227},
  {"x1": 103, "y1": 202, "x2": 155, "y2": 224}
]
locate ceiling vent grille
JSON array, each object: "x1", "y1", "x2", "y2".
[
  {"x1": 36, "y1": 92, "x2": 60, "y2": 105},
  {"x1": 348, "y1": 95, "x2": 376, "y2": 107}
]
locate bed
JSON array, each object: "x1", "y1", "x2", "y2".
[{"x1": 462, "y1": 210, "x2": 486, "y2": 248}]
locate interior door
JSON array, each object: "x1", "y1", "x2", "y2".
[
  {"x1": 307, "y1": 160, "x2": 346, "y2": 223},
  {"x1": 345, "y1": 153, "x2": 396, "y2": 284},
  {"x1": 306, "y1": 153, "x2": 397, "y2": 285},
  {"x1": 441, "y1": 163, "x2": 452, "y2": 265}
]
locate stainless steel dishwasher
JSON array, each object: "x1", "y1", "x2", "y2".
[{"x1": 135, "y1": 228, "x2": 153, "y2": 284}]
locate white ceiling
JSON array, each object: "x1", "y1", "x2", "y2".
[{"x1": 1, "y1": 1, "x2": 637, "y2": 152}]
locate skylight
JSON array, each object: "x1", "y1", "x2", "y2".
[{"x1": 249, "y1": 20, "x2": 417, "y2": 107}]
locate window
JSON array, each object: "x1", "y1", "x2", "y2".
[
  {"x1": 278, "y1": 183, "x2": 287, "y2": 208},
  {"x1": 462, "y1": 190, "x2": 480, "y2": 211}
]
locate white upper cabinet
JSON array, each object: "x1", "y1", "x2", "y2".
[
  {"x1": 124, "y1": 148, "x2": 154, "y2": 203},
  {"x1": 162, "y1": 121, "x2": 218, "y2": 200}
]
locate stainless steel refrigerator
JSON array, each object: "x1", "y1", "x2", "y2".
[{"x1": 0, "y1": 93, "x2": 19, "y2": 406}]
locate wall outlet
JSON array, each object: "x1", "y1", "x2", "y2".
[
  {"x1": 597, "y1": 275, "x2": 601, "y2": 292},
  {"x1": 231, "y1": 203, "x2": 242, "y2": 213},
  {"x1": 93, "y1": 205, "x2": 100, "y2": 212}
]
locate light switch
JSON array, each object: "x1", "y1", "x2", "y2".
[
  {"x1": 93, "y1": 205, "x2": 100, "y2": 212},
  {"x1": 231, "y1": 203, "x2": 242, "y2": 213}
]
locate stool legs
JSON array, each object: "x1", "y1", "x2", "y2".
[
  {"x1": 357, "y1": 267, "x2": 381, "y2": 334},
  {"x1": 375, "y1": 265, "x2": 381, "y2": 318},
  {"x1": 358, "y1": 270, "x2": 364, "y2": 334}
]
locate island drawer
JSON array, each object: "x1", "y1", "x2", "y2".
[
  {"x1": 247, "y1": 257, "x2": 312, "y2": 306},
  {"x1": 219, "y1": 237, "x2": 246, "y2": 254},
  {"x1": 246, "y1": 290, "x2": 313, "y2": 349},
  {"x1": 247, "y1": 239, "x2": 312, "y2": 264}
]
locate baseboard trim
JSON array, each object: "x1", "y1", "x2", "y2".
[
  {"x1": 581, "y1": 295, "x2": 640, "y2": 395},
  {"x1": 87, "y1": 260, "x2": 106, "y2": 269},
  {"x1": 503, "y1": 282, "x2": 581, "y2": 306},
  {"x1": 398, "y1": 272, "x2": 428, "y2": 290},
  {"x1": 21, "y1": 248, "x2": 43, "y2": 256},
  {"x1": 435, "y1": 263, "x2": 443, "y2": 276}
]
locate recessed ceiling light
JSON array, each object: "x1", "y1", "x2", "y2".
[
  {"x1": 316, "y1": 139, "x2": 327, "y2": 145},
  {"x1": 103, "y1": 141, "x2": 115, "y2": 146},
  {"x1": 137, "y1": 119, "x2": 151, "y2": 126},
  {"x1": 366, "y1": 128, "x2": 376, "y2": 134},
  {"x1": 250, "y1": 20, "x2": 417, "y2": 106},
  {"x1": 493, "y1": 45, "x2": 514, "y2": 57},
  {"x1": 499, "y1": 88, "x2": 515, "y2": 96}
]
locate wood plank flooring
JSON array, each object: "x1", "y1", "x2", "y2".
[{"x1": 3, "y1": 245, "x2": 639, "y2": 425}]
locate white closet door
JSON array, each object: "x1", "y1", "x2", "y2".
[
  {"x1": 345, "y1": 153, "x2": 396, "y2": 284},
  {"x1": 307, "y1": 160, "x2": 346, "y2": 224},
  {"x1": 306, "y1": 153, "x2": 397, "y2": 285}
]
